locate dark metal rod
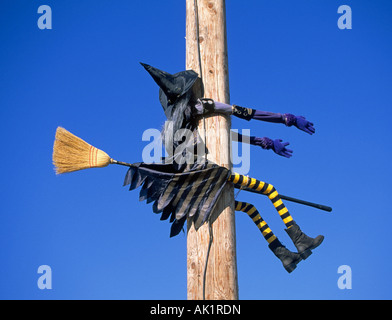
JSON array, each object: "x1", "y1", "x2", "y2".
[
  {"x1": 238, "y1": 186, "x2": 332, "y2": 212},
  {"x1": 279, "y1": 194, "x2": 332, "y2": 212},
  {"x1": 110, "y1": 159, "x2": 133, "y2": 167},
  {"x1": 110, "y1": 158, "x2": 333, "y2": 212}
]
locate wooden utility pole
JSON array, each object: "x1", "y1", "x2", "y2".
[{"x1": 186, "y1": 0, "x2": 238, "y2": 300}]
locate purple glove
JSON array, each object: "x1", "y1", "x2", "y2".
[
  {"x1": 272, "y1": 139, "x2": 293, "y2": 158},
  {"x1": 283, "y1": 114, "x2": 315, "y2": 135},
  {"x1": 251, "y1": 137, "x2": 293, "y2": 158}
]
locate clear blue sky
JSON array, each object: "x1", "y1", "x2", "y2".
[{"x1": 1, "y1": 0, "x2": 391, "y2": 300}]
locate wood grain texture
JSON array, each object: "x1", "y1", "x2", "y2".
[{"x1": 186, "y1": 0, "x2": 238, "y2": 300}]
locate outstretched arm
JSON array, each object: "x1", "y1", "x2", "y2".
[
  {"x1": 232, "y1": 132, "x2": 293, "y2": 158},
  {"x1": 194, "y1": 99, "x2": 315, "y2": 135},
  {"x1": 233, "y1": 105, "x2": 315, "y2": 135}
]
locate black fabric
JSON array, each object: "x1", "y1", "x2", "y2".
[
  {"x1": 232, "y1": 105, "x2": 256, "y2": 121},
  {"x1": 124, "y1": 161, "x2": 230, "y2": 237},
  {"x1": 199, "y1": 98, "x2": 215, "y2": 114},
  {"x1": 137, "y1": 63, "x2": 232, "y2": 237}
]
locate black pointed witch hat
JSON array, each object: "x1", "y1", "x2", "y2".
[{"x1": 140, "y1": 63, "x2": 199, "y2": 117}]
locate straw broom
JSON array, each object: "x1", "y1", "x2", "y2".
[{"x1": 52, "y1": 127, "x2": 131, "y2": 174}]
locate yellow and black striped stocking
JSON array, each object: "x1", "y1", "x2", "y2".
[
  {"x1": 235, "y1": 201, "x2": 277, "y2": 244},
  {"x1": 229, "y1": 173, "x2": 295, "y2": 229}
]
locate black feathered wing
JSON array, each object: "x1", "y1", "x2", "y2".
[{"x1": 124, "y1": 162, "x2": 230, "y2": 237}]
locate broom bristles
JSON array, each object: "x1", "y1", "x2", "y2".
[{"x1": 52, "y1": 127, "x2": 111, "y2": 174}]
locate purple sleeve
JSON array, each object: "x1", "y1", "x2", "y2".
[
  {"x1": 252, "y1": 110, "x2": 285, "y2": 124},
  {"x1": 233, "y1": 132, "x2": 273, "y2": 149},
  {"x1": 213, "y1": 101, "x2": 295, "y2": 127},
  {"x1": 232, "y1": 132, "x2": 253, "y2": 143}
]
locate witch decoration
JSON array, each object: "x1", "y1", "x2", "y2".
[{"x1": 52, "y1": 63, "x2": 331, "y2": 273}]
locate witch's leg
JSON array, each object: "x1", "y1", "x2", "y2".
[
  {"x1": 235, "y1": 200, "x2": 301, "y2": 273},
  {"x1": 230, "y1": 173, "x2": 324, "y2": 259},
  {"x1": 229, "y1": 173, "x2": 294, "y2": 228}
]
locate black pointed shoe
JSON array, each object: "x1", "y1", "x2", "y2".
[
  {"x1": 285, "y1": 222, "x2": 324, "y2": 260},
  {"x1": 268, "y1": 239, "x2": 302, "y2": 273}
]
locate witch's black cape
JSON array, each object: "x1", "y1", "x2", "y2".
[
  {"x1": 133, "y1": 63, "x2": 230, "y2": 237},
  {"x1": 124, "y1": 161, "x2": 230, "y2": 237}
]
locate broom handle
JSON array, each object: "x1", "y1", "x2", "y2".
[
  {"x1": 110, "y1": 159, "x2": 134, "y2": 167},
  {"x1": 279, "y1": 194, "x2": 332, "y2": 212},
  {"x1": 110, "y1": 159, "x2": 332, "y2": 212},
  {"x1": 109, "y1": 159, "x2": 333, "y2": 212},
  {"x1": 241, "y1": 186, "x2": 332, "y2": 212}
]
